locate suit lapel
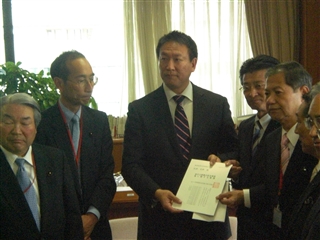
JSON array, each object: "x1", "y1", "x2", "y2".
[
  {"x1": 295, "y1": 171, "x2": 320, "y2": 213},
  {"x1": 0, "y1": 150, "x2": 39, "y2": 232},
  {"x1": 44, "y1": 105, "x2": 81, "y2": 198},
  {"x1": 49, "y1": 104, "x2": 75, "y2": 161},
  {"x1": 154, "y1": 87, "x2": 183, "y2": 160},
  {"x1": 191, "y1": 85, "x2": 206, "y2": 155}
]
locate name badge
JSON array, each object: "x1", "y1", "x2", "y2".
[{"x1": 273, "y1": 206, "x2": 282, "y2": 228}]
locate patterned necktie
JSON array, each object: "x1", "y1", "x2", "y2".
[
  {"x1": 15, "y1": 158, "x2": 40, "y2": 230},
  {"x1": 70, "y1": 115, "x2": 80, "y2": 154},
  {"x1": 281, "y1": 133, "x2": 290, "y2": 174},
  {"x1": 252, "y1": 120, "x2": 262, "y2": 156},
  {"x1": 173, "y1": 95, "x2": 191, "y2": 160}
]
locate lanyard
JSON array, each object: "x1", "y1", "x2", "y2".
[{"x1": 58, "y1": 103, "x2": 83, "y2": 166}]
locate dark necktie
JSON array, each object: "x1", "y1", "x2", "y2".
[
  {"x1": 252, "y1": 120, "x2": 262, "y2": 156},
  {"x1": 173, "y1": 95, "x2": 191, "y2": 160},
  {"x1": 15, "y1": 158, "x2": 40, "y2": 230}
]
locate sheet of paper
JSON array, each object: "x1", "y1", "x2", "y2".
[
  {"x1": 192, "y1": 180, "x2": 228, "y2": 222},
  {"x1": 172, "y1": 159, "x2": 232, "y2": 216}
]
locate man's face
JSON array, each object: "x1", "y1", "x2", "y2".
[
  {"x1": 159, "y1": 41, "x2": 197, "y2": 94},
  {"x1": 295, "y1": 101, "x2": 317, "y2": 157},
  {"x1": 55, "y1": 57, "x2": 94, "y2": 112},
  {"x1": 0, "y1": 104, "x2": 37, "y2": 157},
  {"x1": 242, "y1": 69, "x2": 267, "y2": 113},
  {"x1": 308, "y1": 94, "x2": 320, "y2": 157},
  {"x1": 265, "y1": 72, "x2": 305, "y2": 129}
]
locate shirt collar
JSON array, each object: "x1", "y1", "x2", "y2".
[
  {"x1": 282, "y1": 123, "x2": 299, "y2": 146},
  {"x1": 0, "y1": 145, "x2": 33, "y2": 168},
  {"x1": 59, "y1": 100, "x2": 82, "y2": 123},
  {"x1": 163, "y1": 82, "x2": 193, "y2": 102},
  {"x1": 255, "y1": 114, "x2": 271, "y2": 131}
]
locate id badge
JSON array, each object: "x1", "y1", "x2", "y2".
[{"x1": 273, "y1": 206, "x2": 282, "y2": 228}]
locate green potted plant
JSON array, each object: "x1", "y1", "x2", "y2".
[{"x1": 0, "y1": 61, "x2": 97, "y2": 110}]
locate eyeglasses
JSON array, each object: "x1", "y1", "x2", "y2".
[
  {"x1": 68, "y1": 76, "x2": 98, "y2": 87},
  {"x1": 239, "y1": 82, "x2": 265, "y2": 92},
  {"x1": 304, "y1": 116, "x2": 320, "y2": 139}
]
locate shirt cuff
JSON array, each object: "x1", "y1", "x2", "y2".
[
  {"x1": 243, "y1": 189, "x2": 251, "y2": 208},
  {"x1": 87, "y1": 206, "x2": 100, "y2": 220}
]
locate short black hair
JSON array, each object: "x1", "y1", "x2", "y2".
[
  {"x1": 156, "y1": 30, "x2": 198, "y2": 62},
  {"x1": 266, "y1": 61, "x2": 312, "y2": 91},
  {"x1": 239, "y1": 55, "x2": 280, "y2": 85},
  {"x1": 50, "y1": 50, "x2": 86, "y2": 82}
]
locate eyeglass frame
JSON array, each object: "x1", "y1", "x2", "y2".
[
  {"x1": 67, "y1": 76, "x2": 98, "y2": 87},
  {"x1": 239, "y1": 82, "x2": 266, "y2": 92},
  {"x1": 304, "y1": 116, "x2": 320, "y2": 139}
]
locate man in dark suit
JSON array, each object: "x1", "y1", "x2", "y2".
[
  {"x1": 285, "y1": 83, "x2": 320, "y2": 240},
  {"x1": 35, "y1": 51, "x2": 116, "y2": 240},
  {"x1": 121, "y1": 31, "x2": 239, "y2": 239},
  {"x1": 0, "y1": 93, "x2": 83, "y2": 239},
  {"x1": 262, "y1": 62, "x2": 317, "y2": 239},
  {"x1": 217, "y1": 55, "x2": 281, "y2": 239}
]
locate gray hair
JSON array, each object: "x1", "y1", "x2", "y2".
[
  {"x1": 0, "y1": 93, "x2": 41, "y2": 127},
  {"x1": 309, "y1": 82, "x2": 320, "y2": 100}
]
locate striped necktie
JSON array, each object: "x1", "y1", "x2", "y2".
[
  {"x1": 15, "y1": 158, "x2": 40, "y2": 230},
  {"x1": 173, "y1": 95, "x2": 191, "y2": 160},
  {"x1": 281, "y1": 133, "x2": 290, "y2": 174},
  {"x1": 252, "y1": 120, "x2": 262, "y2": 156}
]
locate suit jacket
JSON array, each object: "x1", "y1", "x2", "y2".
[
  {"x1": 262, "y1": 128, "x2": 317, "y2": 238},
  {"x1": 35, "y1": 104, "x2": 116, "y2": 239},
  {"x1": 0, "y1": 144, "x2": 83, "y2": 240},
  {"x1": 301, "y1": 191, "x2": 320, "y2": 240},
  {"x1": 235, "y1": 115, "x2": 280, "y2": 239},
  {"x1": 122, "y1": 84, "x2": 239, "y2": 239},
  {"x1": 237, "y1": 115, "x2": 280, "y2": 188},
  {"x1": 285, "y1": 170, "x2": 320, "y2": 239}
]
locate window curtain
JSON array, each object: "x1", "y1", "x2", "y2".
[
  {"x1": 170, "y1": 0, "x2": 254, "y2": 118},
  {"x1": 244, "y1": 0, "x2": 300, "y2": 62},
  {"x1": 124, "y1": 0, "x2": 172, "y2": 103},
  {"x1": 124, "y1": 0, "x2": 254, "y2": 119}
]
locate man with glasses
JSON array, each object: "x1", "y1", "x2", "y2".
[
  {"x1": 35, "y1": 50, "x2": 116, "y2": 240},
  {"x1": 285, "y1": 82, "x2": 320, "y2": 239},
  {"x1": 216, "y1": 55, "x2": 281, "y2": 240}
]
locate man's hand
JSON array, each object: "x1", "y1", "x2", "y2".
[
  {"x1": 208, "y1": 154, "x2": 221, "y2": 166},
  {"x1": 216, "y1": 190, "x2": 244, "y2": 208},
  {"x1": 154, "y1": 189, "x2": 183, "y2": 213},
  {"x1": 224, "y1": 160, "x2": 242, "y2": 180},
  {"x1": 82, "y1": 213, "x2": 98, "y2": 240}
]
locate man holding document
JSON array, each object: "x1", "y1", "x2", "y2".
[{"x1": 122, "y1": 31, "x2": 239, "y2": 239}]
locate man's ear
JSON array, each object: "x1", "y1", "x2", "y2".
[
  {"x1": 300, "y1": 85, "x2": 310, "y2": 95},
  {"x1": 53, "y1": 77, "x2": 64, "y2": 91}
]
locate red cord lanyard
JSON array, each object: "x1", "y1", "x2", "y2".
[
  {"x1": 22, "y1": 153, "x2": 37, "y2": 194},
  {"x1": 58, "y1": 104, "x2": 83, "y2": 166}
]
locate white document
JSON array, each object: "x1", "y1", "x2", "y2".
[
  {"x1": 172, "y1": 159, "x2": 232, "y2": 216},
  {"x1": 192, "y1": 180, "x2": 228, "y2": 222}
]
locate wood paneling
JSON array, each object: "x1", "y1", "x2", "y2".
[{"x1": 300, "y1": 0, "x2": 320, "y2": 84}]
